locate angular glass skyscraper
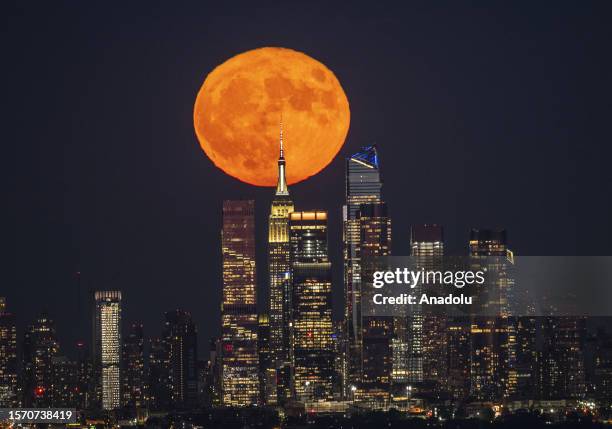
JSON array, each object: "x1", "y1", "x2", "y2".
[
  {"x1": 220, "y1": 200, "x2": 259, "y2": 406},
  {"x1": 268, "y1": 125, "x2": 294, "y2": 370},
  {"x1": 93, "y1": 290, "x2": 122, "y2": 410},
  {"x1": 290, "y1": 211, "x2": 334, "y2": 401},
  {"x1": 343, "y1": 145, "x2": 382, "y2": 391}
]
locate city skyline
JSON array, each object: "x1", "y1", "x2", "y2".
[
  {"x1": 6, "y1": 2, "x2": 612, "y2": 352},
  {"x1": 4, "y1": 3, "x2": 612, "y2": 427},
  {"x1": 2, "y1": 136, "x2": 610, "y2": 413}
]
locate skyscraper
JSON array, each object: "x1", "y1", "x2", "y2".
[
  {"x1": 343, "y1": 145, "x2": 382, "y2": 392},
  {"x1": 468, "y1": 229, "x2": 514, "y2": 401},
  {"x1": 147, "y1": 337, "x2": 171, "y2": 410},
  {"x1": 358, "y1": 203, "x2": 393, "y2": 406},
  {"x1": 0, "y1": 299, "x2": 18, "y2": 407},
  {"x1": 122, "y1": 323, "x2": 145, "y2": 408},
  {"x1": 74, "y1": 341, "x2": 94, "y2": 410},
  {"x1": 164, "y1": 310, "x2": 198, "y2": 407},
  {"x1": 221, "y1": 200, "x2": 259, "y2": 406},
  {"x1": 257, "y1": 314, "x2": 276, "y2": 405},
  {"x1": 22, "y1": 313, "x2": 60, "y2": 407},
  {"x1": 410, "y1": 225, "x2": 445, "y2": 386},
  {"x1": 268, "y1": 124, "x2": 294, "y2": 368},
  {"x1": 540, "y1": 316, "x2": 586, "y2": 399},
  {"x1": 93, "y1": 290, "x2": 122, "y2": 410},
  {"x1": 290, "y1": 211, "x2": 334, "y2": 401},
  {"x1": 50, "y1": 356, "x2": 77, "y2": 407}
]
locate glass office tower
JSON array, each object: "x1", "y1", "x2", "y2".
[
  {"x1": 221, "y1": 200, "x2": 259, "y2": 406},
  {"x1": 290, "y1": 211, "x2": 334, "y2": 401},
  {"x1": 343, "y1": 145, "x2": 382, "y2": 392}
]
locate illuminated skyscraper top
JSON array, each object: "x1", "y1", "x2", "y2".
[
  {"x1": 276, "y1": 119, "x2": 289, "y2": 196},
  {"x1": 345, "y1": 145, "x2": 381, "y2": 218}
]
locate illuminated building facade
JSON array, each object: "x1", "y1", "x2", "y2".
[
  {"x1": 164, "y1": 310, "x2": 198, "y2": 407},
  {"x1": 358, "y1": 203, "x2": 393, "y2": 405},
  {"x1": 268, "y1": 125, "x2": 294, "y2": 368},
  {"x1": 446, "y1": 321, "x2": 471, "y2": 400},
  {"x1": 221, "y1": 200, "x2": 259, "y2": 406},
  {"x1": 410, "y1": 225, "x2": 444, "y2": 386},
  {"x1": 257, "y1": 314, "x2": 277, "y2": 405},
  {"x1": 513, "y1": 316, "x2": 537, "y2": 399},
  {"x1": 147, "y1": 337, "x2": 171, "y2": 410},
  {"x1": 290, "y1": 211, "x2": 334, "y2": 401},
  {"x1": 50, "y1": 356, "x2": 77, "y2": 407},
  {"x1": 22, "y1": 313, "x2": 60, "y2": 407},
  {"x1": 343, "y1": 145, "x2": 382, "y2": 392},
  {"x1": 93, "y1": 290, "x2": 122, "y2": 410},
  {"x1": 74, "y1": 341, "x2": 93, "y2": 410},
  {"x1": 468, "y1": 229, "x2": 514, "y2": 400},
  {"x1": 591, "y1": 329, "x2": 612, "y2": 402},
  {"x1": 122, "y1": 323, "x2": 145, "y2": 408},
  {"x1": 0, "y1": 299, "x2": 18, "y2": 407},
  {"x1": 540, "y1": 316, "x2": 586, "y2": 399}
]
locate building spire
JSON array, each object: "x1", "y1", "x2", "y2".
[
  {"x1": 279, "y1": 114, "x2": 284, "y2": 159},
  {"x1": 276, "y1": 115, "x2": 289, "y2": 196}
]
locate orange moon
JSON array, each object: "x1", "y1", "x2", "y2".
[{"x1": 193, "y1": 47, "x2": 350, "y2": 186}]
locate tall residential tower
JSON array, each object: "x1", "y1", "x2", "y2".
[{"x1": 93, "y1": 291, "x2": 122, "y2": 410}]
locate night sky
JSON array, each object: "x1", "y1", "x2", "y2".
[{"x1": 4, "y1": 1, "x2": 612, "y2": 356}]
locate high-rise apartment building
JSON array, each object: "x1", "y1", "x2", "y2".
[
  {"x1": 468, "y1": 229, "x2": 514, "y2": 400},
  {"x1": 163, "y1": 310, "x2": 198, "y2": 407},
  {"x1": 343, "y1": 145, "x2": 382, "y2": 391},
  {"x1": 122, "y1": 323, "x2": 145, "y2": 408},
  {"x1": 147, "y1": 337, "x2": 171, "y2": 410},
  {"x1": 540, "y1": 316, "x2": 586, "y2": 399},
  {"x1": 221, "y1": 200, "x2": 259, "y2": 406},
  {"x1": 93, "y1": 290, "x2": 122, "y2": 410},
  {"x1": 410, "y1": 225, "x2": 445, "y2": 386},
  {"x1": 22, "y1": 313, "x2": 60, "y2": 407},
  {"x1": 0, "y1": 299, "x2": 18, "y2": 407},
  {"x1": 50, "y1": 356, "x2": 77, "y2": 407},
  {"x1": 290, "y1": 211, "x2": 334, "y2": 401},
  {"x1": 74, "y1": 341, "x2": 94, "y2": 410}
]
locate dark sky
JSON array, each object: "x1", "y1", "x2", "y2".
[{"x1": 4, "y1": 1, "x2": 612, "y2": 356}]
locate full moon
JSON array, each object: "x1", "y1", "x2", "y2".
[{"x1": 193, "y1": 47, "x2": 350, "y2": 186}]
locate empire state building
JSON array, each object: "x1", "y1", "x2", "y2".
[{"x1": 268, "y1": 123, "x2": 294, "y2": 369}]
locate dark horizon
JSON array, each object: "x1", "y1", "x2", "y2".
[{"x1": 4, "y1": 1, "x2": 612, "y2": 355}]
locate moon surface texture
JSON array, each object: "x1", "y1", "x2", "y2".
[{"x1": 193, "y1": 47, "x2": 350, "y2": 186}]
